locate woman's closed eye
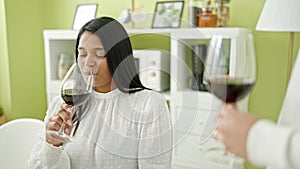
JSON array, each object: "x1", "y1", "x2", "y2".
[
  {"x1": 78, "y1": 53, "x2": 87, "y2": 57},
  {"x1": 78, "y1": 53, "x2": 105, "y2": 59},
  {"x1": 96, "y1": 55, "x2": 106, "y2": 59}
]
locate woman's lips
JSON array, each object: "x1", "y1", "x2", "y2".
[{"x1": 84, "y1": 70, "x2": 96, "y2": 76}]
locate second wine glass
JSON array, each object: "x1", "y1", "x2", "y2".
[
  {"x1": 201, "y1": 34, "x2": 256, "y2": 164},
  {"x1": 199, "y1": 33, "x2": 256, "y2": 145},
  {"x1": 204, "y1": 34, "x2": 256, "y2": 103},
  {"x1": 46, "y1": 63, "x2": 94, "y2": 143}
]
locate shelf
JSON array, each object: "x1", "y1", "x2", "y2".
[
  {"x1": 44, "y1": 30, "x2": 78, "y2": 39},
  {"x1": 126, "y1": 27, "x2": 249, "y2": 35},
  {"x1": 44, "y1": 27, "x2": 249, "y2": 37},
  {"x1": 171, "y1": 27, "x2": 251, "y2": 39},
  {"x1": 126, "y1": 28, "x2": 177, "y2": 34}
]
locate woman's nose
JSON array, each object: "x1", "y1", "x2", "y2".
[{"x1": 86, "y1": 55, "x2": 97, "y2": 67}]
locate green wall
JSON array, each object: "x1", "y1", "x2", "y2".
[
  {"x1": 1, "y1": 0, "x2": 46, "y2": 120},
  {"x1": 231, "y1": 0, "x2": 300, "y2": 123},
  {"x1": 1, "y1": 0, "x2": 300, "y2": 169}
]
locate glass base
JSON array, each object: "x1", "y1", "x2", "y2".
[{"x1": 46, "y1": 130, "x2": 73, "y2": 143}]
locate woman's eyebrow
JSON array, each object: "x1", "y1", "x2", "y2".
[
  {"x1": 95, "y1": 47, "x2": 105, "y2": 50},
  {"x1": 78, "y1": 47, "x2": 104, "y2": 50}
]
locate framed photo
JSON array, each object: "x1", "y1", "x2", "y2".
[
  {"x1": 72, "y1": 4, "x2": 98, "y2": 30},
  {"x1": 152, "y1": 1, "x2": 184, "y2": 28}
]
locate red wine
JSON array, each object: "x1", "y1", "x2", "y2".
[
  {"x1": 206, "y1": 77, "x2": 254, "y2": 103},
  {"x1": 61, "y1": 89, "x2": 91, "y2": 106}
]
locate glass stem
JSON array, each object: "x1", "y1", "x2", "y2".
[{"x1": 58, "y1": 121, "x2": 66, "y2": 134}]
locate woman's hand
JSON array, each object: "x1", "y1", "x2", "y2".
[
  {"x1": 213, "y1": 103, "x2": 258, "y2": 160},
  {"x1": 45, "y1": 103, "x2": 75, "y2": 146}
]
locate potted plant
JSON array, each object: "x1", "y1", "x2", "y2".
[{"x1": 0, "y1": 107, "x2": 6, "y2": 125}]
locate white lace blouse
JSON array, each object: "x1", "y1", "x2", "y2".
[{"x1": 27, "y1": 89, "x2": 172, "y2": 169}]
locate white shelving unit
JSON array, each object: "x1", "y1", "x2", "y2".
[
  {"x1": 169, "y1": 28, "x2": 249, "y2": 169},
  {"x1": 43, "y1": 28, "x2": 251, "y2": 169}
]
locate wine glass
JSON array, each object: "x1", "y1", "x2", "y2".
[
  {"x1": 199, "y1": 33, "x2": 256, "y2": 145},
  {"x1": 204, "y1": 34, "x2": 256, "y2": 104},
  {"x1": 46, "y1": 63, "x2": 94, "y2": 143}
]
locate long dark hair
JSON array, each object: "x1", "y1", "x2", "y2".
[{"x1": 75, "y1": 17, "x2": 148, "y2": 93}]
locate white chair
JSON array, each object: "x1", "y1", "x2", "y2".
[{"x1": 0, "y1": 118, "x2": 43, "y2": 169}]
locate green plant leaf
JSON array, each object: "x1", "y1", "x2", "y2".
[{"x1": 0, "y1": 107, "x2": 4, "y2": 116}]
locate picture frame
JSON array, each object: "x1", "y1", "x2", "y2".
[
  {"x1": 152, "y1": 1, "x2": 184, "y2": 28},
  {"x1": 72, "y1": 4, "x2": 98, "y2": 30}
]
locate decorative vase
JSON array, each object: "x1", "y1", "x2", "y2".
[{"x1": 58, "y1": 53, "x2": 74, "y2": 80}]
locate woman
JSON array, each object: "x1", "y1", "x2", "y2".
[{"x1": 27, "y1": 17, "x2": 172, "y2": 169}]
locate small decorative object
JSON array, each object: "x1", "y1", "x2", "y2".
[
  {"x1": 188, "y1": 0, "x2": 204, "y2": 27},
  {"x1": 152, "y1": 1, "x2": 185, "y2": 28},
  {"x1": 191, "y1": 44, "x2": 207, "y2": 91},
  {"x1": 0, "y1": 107, "x2": 6, "y2": 125},
  {"x1": 197, "y1": 7, "x2": 216, "y2": 27},
  {"x1": 118, "y1": 9, "x2": 146, "y2": 26},
  {"x1": 58, "y1": 53, "x2": 74, "y2": 80},
  {"x1": 72, "y1": 4, "x2": 98, "y2": 30},
  {"x1": 118, "y1": 9, "x2": 132, "y2": 25},
  {"x1": 215, "y1": 0, "x2": 230, "y2": 27},
  {"x1": 118, "y1": 0, "x2": 146, "y2": 28}
]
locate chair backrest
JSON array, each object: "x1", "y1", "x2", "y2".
[{"x1": 0, "y1": 118, "x2": 43, "y2": 169}]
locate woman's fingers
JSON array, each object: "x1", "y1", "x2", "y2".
[
  {"x1": 59, "y1": 104, "x2": 75, "y2": 124},
  {"x1": 45, "y1": 103, "x2": 75, "y2": 145},
  {"x1": 46, "y1": 119, "x2": 62, "y2": 131}
]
